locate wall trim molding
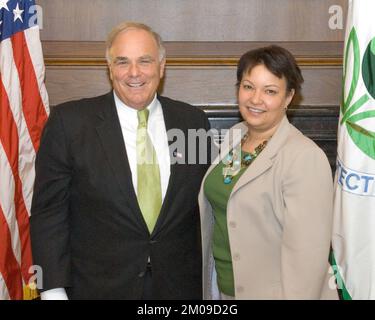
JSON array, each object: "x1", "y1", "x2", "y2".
[
  {"x1": 200, "y1": 104, "x2": 339, "y2": 116},
  {"x1": 43, "y1": 41, "x2": 343, "y2": 67},
  {"x1": 200, "y1": 105, "x2": 339, "y2": 142},
  {"x1": 44, "y1": 56, "x2": 342, "y2": 67}
]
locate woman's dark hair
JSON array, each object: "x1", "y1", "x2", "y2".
[{"x1": 236, "y1": 45, "x2": 304, "y2": 95}]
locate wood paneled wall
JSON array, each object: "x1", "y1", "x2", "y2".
[
  {"x1": 42, "y1": 41, "x2": 344, "y2": 107},
  {"x1": 36, "y1": 0, "x2": 346, "y2": 167},
  {"x1": 38, "y1": 0, "x2": 346, "y2": 41},
  {"x1": 44, "y1": 59, "x2": 342, "y2": 107}
]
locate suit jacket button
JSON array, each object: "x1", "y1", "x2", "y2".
[
  {"x1": 229, "y1": 221, "x2": 236, "y2": 228},
  {"x1": 138, "y1": 271, "x2": 146, "y2": 278},
  {"x1": 237, "y1": 286, "x2": 244, "y2": 293}
]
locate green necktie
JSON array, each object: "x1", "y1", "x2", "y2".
[{"x1": 136, "y1": 109, "x2": 162, "y2": 233}]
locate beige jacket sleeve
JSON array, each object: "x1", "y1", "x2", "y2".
[{"x1": 280, "y1": 145, "x2": 333, "y2": 299}]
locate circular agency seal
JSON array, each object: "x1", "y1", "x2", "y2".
[{"x1": 342, "y1": 28, "x2": 375, "y2": 160}]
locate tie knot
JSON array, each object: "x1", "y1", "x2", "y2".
[{"x1": 137, "y1": 109, "x2": 149, "y2": 128}]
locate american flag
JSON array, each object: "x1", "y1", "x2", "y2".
[{"x1": 0, "y1": 0, "x2": 49, "y2": 300}]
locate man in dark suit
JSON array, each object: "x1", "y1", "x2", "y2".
[{"x1": 30, "y1": 22, "x2": 210, "y2": 300}]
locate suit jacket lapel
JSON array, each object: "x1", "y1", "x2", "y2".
[
  {"x1": 151, "y1": 96, "x2": 180, "y2": 234},
  {"x1": 95, "y1": 92, "x2": 146, "y2": 229},
  {"x1": 230, "y1": 116, "x2": 291, "y2": 197}
]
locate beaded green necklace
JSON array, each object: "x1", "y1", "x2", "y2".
[{"x1": 222, "y1": 134, "x2": 268, "y2": 184}]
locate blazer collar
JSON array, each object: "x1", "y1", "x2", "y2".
[
  {"x1": 157, "y1": 95, "x2": 178, "y2": 136},
  {"x1": 151, "y1": 95, "x2": 183, "y2": 236}
]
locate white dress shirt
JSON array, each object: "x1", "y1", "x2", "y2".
[
  {"x1": 41, "y1": 92, "x2": 170, "y2": 300},
  {"x1": 114, "y1": 92, "x2": 170, "y2": 200}
]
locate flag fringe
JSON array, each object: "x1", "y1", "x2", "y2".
[{"x1": 23, "y1": 283, "x2": 39, "y2": 300}]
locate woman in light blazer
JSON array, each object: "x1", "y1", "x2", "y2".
[{"x1": 199, "y1": 45, "x2": 338, "y2": 299}]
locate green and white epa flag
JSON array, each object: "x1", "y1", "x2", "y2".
[{"x1": 331, "y1": 0, "x2": 375, "y2": 300}]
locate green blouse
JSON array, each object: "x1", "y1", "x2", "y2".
[{"x1": 203, "y1": 151, "x2": 250, "y2": 297}]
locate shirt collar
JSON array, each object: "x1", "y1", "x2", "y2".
[{"x1": 113, "y1": 91, "x2": 159, "y2": 119}]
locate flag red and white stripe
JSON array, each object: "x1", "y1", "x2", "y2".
[{"x1": 0, "y1": 0, "x2": 49, "y2": 300}]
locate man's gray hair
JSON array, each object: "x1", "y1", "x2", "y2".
[{"x1": 105, "y1": 21, "x2": 166, "y2": 63}]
